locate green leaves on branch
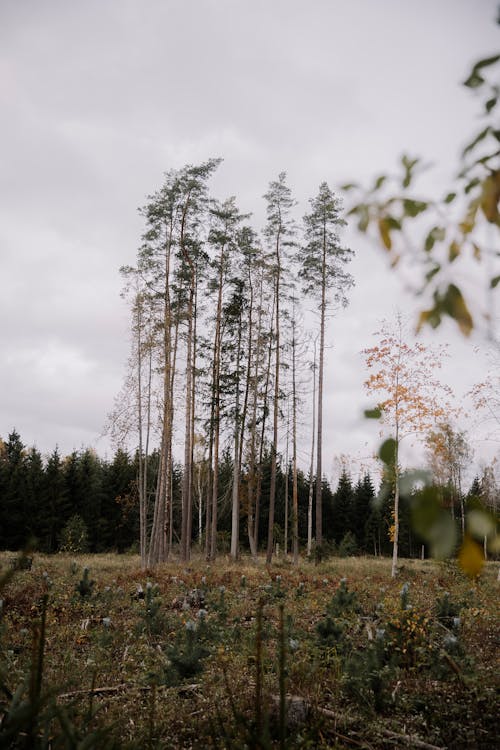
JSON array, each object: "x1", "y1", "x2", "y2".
[
  {"x1": 418, "y1": 284, "x2": 473, "y2": 336},
  {"x1": 411, "y1": 486, "x2": 457, "y2": 560},
  {"x1": 384, "y1": 466, "x2": 499, "y2": 577},
  {"x1": 463, "y1": 54, "x2": 500, "y2": 90},
  {"x1": 424, "y1": 226, "x2": 446, "y2": 252},
  {"x1": 364, "y1": 407, "x2": 382, "y2": 420},
  {"x1": 342, "y1": 47, "x2": 500, "y2": 337},
  {"x1": 378, "y1": 438, "x2": 397, "y2": 467}
]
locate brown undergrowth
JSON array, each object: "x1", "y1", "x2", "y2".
[{"x1": 0, "y1": 552, "x2": 498, "y2": 748}]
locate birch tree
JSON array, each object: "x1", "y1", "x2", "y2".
[{"x1": 363, "y1": 314, "x2": 452, "y2": 577}]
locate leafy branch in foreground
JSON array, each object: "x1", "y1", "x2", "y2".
[{"x1": 343, "y1": 36, "x2": 500, "y2": 338}]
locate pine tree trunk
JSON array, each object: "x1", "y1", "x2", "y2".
[
  {"x1": 315, "y1": 236, "x2": 327, "y2": 548},
  {"x1": 292, "y1": 318, "x2": 299, "y2": 565},
  {"x1": 267, "y1": 278, "x2": 280, "y2": 565},
  {"x1": 307, "y1": 340, "x2": 317, "y2": 557},
  {"x1": 230, "y1": 313, "x2": 243, "y2": 560}
]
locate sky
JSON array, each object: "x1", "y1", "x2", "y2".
[{"x1": 1, "y1": 0, "x2": 499, "y2": 485}]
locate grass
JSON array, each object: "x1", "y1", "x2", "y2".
[{"x1": 0, "y1": 551, "x2": 498, "y2": 748}]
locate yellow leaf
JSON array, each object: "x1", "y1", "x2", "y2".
[
  {"x1": 480, "y1": 170, "x2": 500, "y2": 225},
  {"x1": 457, "y1": 535, "x2": 484, "y2": 578},
  {"x1": 378, "y1": 217, "x2": 392, "y2": 250},
  {"x1": 448, "y1": 241, "x2": 461, "y2": 262}
]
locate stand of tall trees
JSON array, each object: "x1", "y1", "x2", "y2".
[{"x1": 112, "y1": 161, "x2": 356, "y2": 567}]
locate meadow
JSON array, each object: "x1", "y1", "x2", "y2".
[{"x1": 0, "y1": 551, "x2": 498, "y2": 749}]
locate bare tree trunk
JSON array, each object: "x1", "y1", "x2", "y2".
[
  {"x1": 148, "y1": 226, "x2": 175, "y2": 567},
  {"x1": 186, "y1": 277, "x2": 199, "y2": 560},
  {"x1": 246, "y1": 270, "x2": 264, "y2": 558},
  {"x1": 267, "y1": 277, "x2": 280, "y2": 565},
  {"x1": 307, "y1": 339, "x2": 317, "y2": 557},
  {"x1": 230, "y1": 311, "x2": 243, "y2": 560},
  {"x1": 391, "y1": 437, "x2": 400, "y2": 579},
  {"x1": 135, "y1": 295, "x2": 147, "y2": 568},
  {"x1": 283, "y1": 410, "x2": 289, "y2": 557},
  {"x1": 291, "y1": 315, "x2": 299, "y2": 565},
  {"x1": 180, "y1": 195, "x2": 195, "y2": 563},
  {"x1": 255, "y1": 314, "x2": 274, "y2": 555},
  {"x1": 315, "y1": 236, "x2": 327, "y2": 548}
]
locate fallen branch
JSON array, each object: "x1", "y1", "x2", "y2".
[
  {"x1": 317, "y1": 705, "x2": 445, "y2": 750},
  {"x1": 58, "y1": 683, "x2": 201, "y2": 700},
  {"x1": 270, "y1": 695, "x2": 445, "y2": 750}
]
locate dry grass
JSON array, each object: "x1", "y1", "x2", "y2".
[{"x1": 1, "y1": 551, "x2": 498, "y2": 748}]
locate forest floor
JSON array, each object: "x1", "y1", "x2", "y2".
[{"x1": 0, "y1": 551, "x2": 499, "y2": 749}]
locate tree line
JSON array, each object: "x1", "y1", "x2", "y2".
[{"x1": 1, "y1": 428, "x2": 495, "y2": 560}]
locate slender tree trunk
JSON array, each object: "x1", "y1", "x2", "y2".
[
  {"x1": 246, "y1": 270, "x2": 264, "y2": 558},
  {"x1": 315, "y1": 232, "x2": 327, "y2": 548},
  {"x1": 187, "y1": 276, "x2": 199, "y2": 559},
  {"x1": 180, "y1": 194, "x2": 195, "y2": 563},
  {"x1": 254, "y1": 305, "x2": 274, "y2": 555},
  {"x1": 230, "y1": 312, "x2": 243, "y2": 560},
  {"x1": 181, "y1": 285, "x2": 194, "y2": 562},
  {"x1": 283, "y1": 413, "x2": 289, "y2": 557},
  {"x1": 267, "y1": 256, "x2": 281, "y2": 564},
  {"x1": 292, "y1": 316, "x2": 299, "y2": 565},
  {"x1": 307, "y1": 340, "x2": 317, "y2": 557},
  {"x1": 391, "y1": 435, "x2": 400, "y2": 579},
  {"x1": 135, "y1": 296, "x2": 146, "y2": 568}
]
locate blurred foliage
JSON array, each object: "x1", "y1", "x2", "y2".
[
  {"x1": 377, "y1": 441, "x2": 499, "y2": 577},
  {"x1": 344, "y1": 38, "x2": 500, "y2": 337}
]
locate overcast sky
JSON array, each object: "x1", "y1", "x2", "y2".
[{"x1": 1, "y1": 0, "x2": 498, "y2": 483}]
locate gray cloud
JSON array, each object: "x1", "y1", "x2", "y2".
[{"x1": 0, "y1": 0, "x2": 498, "y2": 479}]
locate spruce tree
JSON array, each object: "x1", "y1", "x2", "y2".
[
  {"x1": 353, "y1": 473, "x2": 376, "y2": 553},
  {"x1": 332, "y1": 471, "x2": 354, "y2": 545}
]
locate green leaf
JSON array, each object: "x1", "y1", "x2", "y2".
[
  {"x1": 411, "y1": 487, "x2": 457, "y2": 559},
  {"x1": 463, "y1": 71, "x2": 484, "y2": 89},
  {"x1": 402, "y1": 199, "x2": 428, "y2": 217},
  {"x1": 386, "y1": 216, "x2": 402, "y2": 230},
  {"x1": 378, "y1": 438, "x2": 397, "y2": 466},
  {"x1": 373, "y1": 175, "x2": 387, "y2": 190},
  {"x1": 444, "y1": 192, "x2": 456, "y2": 204},
  {"x1": 364, "y1": 407, "x2": 382, "y2": 420},
  {"x1": 341, "y1": 183, "x2": 358, "y2": 191},
  {"x1": 491, "y1": 275, "x2": 500, "y2": 288},
  {"x1": 357, "y1": 205, "x2": 369, "y2": 232},
  {"x1": 462, "y1": 126, "x2": 491, "y2": 158},
  {"x1": 424, "y1": 226, "x2": 445, "y2": 252},
  {"x1": 485, "y1": 97, "x2": 497, "y2": 114},
  {"x1": 442, "y1": 284, "x2": 474, "y2": 336},
  {"x1": 467, "y1": 509, "x2": 496, "y2": 539},
  {"x1": 401, "y1": 155, "x2": 419, "y2": 188},
  {"x1": 425, "y1": 264, "x2": 441, "y2": 283},
  {"x1": 470, "y1": 53, "x2": 500, "y2": 72},
  {"x1": 399, "y1": 469, "x2": 431, "y2": 497},
  {"x1": 417, "y1": 303, "x2": 442, "y2": 331},
  {"x1": 464, "y1": 177, "x2": 480, "y2": 195}
]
